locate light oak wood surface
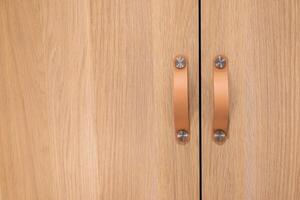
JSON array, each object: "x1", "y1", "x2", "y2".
[
  {"x1": 0, "y1": 0, "x2": 199, "y2": 199},
  {"x1": 202, "y1": 0, "x2": 300, "y2": 199}
]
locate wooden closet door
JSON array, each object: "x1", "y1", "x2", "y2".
[
  {"x1": 0, "y1": 0, "x2": 199, "y2": 199},
  {"x1": 202, "y1": 0, "x2": 300, "y2": 199}
]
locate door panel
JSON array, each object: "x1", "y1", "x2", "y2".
[
  {"x1": 0, "y1": 0, "x2": 199, "y2": 199},
  {"x1": 202, "y1": 0, "x2": 300, "y2": 199}
]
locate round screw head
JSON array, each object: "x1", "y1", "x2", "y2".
[
  {"x1": 175, "y1": 56, "x2": 186, "y2": 69},
  {"x1": 177, "y1": 130, "x2": 189, "y2": 144},
  {"x1": 214, "y1": 129, "x2": 226, "y2": 143},
  {"x1": 215, "y1": 55, "x2": 226, "y2": 69}
]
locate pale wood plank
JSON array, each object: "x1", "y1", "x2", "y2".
[
  {"x1": 0, "y1": 0, "x2": 198, "y2": 199},
  {"x1": 202, "y1": 0, "x2": 300, "y2": 199}
]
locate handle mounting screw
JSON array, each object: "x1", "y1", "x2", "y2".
[
  {"x1": 177, "y1": 130, "x2": 189, "y2": 144},
  {"x1": 215, "y1": 55, "x2": 226, "y2": 69},
  {"x1": 175, "y1": 56, "x2": 186, "y2": 69},
  {"x1": 214, "y1": 129, "x2": 226, "y2": 144}
]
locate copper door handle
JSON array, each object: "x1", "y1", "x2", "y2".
[
  {"x1": 213, "y1": 56, "x2": 229, "y2": 143},
  {"x1": 173, "y1": 56, "x2": 190, "y2": 144}
]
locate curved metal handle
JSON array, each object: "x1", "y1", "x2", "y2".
[
  {"x1": 173, "y1": 56, "x2": 190, "y2": 144},
  {"x1": 213, "y1": 56, "x2": 229, "y2": 143}
]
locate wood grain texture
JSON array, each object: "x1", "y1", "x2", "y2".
[
  {"x1": 202, "y1": 0, "x2": 300, "y2": 199},
  {"x1": 0, "y1": 0, "x2": 199, "y2": 199}
]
